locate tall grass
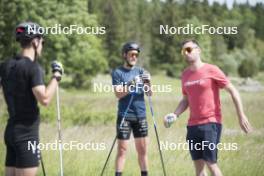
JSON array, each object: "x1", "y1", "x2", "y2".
[{"x1": 0, "y1": 75, "x2": 263, "y2": 175}]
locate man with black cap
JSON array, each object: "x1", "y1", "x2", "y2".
[
  {"x1": 0, "y1": 22, "x2": 63, "y2": 176},
  {"x1": 112, "y1": 42, "x2": 152, "y2": 176}
]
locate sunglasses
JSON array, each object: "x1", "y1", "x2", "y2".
[
  {"x1": 127, "y1": 52, "x2": 139, "y2": 58},
  {"x1": 181, "y1": 47, "x2": 198, "y2": 55}
]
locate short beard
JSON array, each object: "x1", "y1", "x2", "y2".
[{"x1": 125, "y1": 59, "x2": 134, "y2": 68}]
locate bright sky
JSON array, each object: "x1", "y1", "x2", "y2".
[{"x1": 208, "y1": 0, "x2": 264, "y2": 9}]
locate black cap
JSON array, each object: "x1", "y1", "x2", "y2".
[{"x1": 122, "y1": 42, "x2": 140, "y2": 54}]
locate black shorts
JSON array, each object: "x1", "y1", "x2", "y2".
[
  {"x1": 4, "y1": 125, "x2": 40, "y2": 168},
  {"x1": 186, "y1": 123, "x2": 222, "y2": 163},
  {"x1": 116, "y1": 117, "x2": 148, "y2": 140}
]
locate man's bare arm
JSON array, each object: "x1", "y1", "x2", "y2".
[
  {"x1": 32, "y1": 78, "x2": 58, "y2": 106},
  {"x1": 174, "y1": 95, "x2": 189, "y2": 116},
  {"x1": 224, "y1": 83, "x2": 252, "y2": 133}
]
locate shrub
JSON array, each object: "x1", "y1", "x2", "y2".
[{"x1": 238, "y1": 59, "x2": 258, "y2": 78}]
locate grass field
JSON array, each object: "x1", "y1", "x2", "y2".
[{"x1": 0, "y1": 74, "x2": 264, "y2": 175}]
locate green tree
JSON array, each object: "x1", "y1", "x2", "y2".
[
  {"x1": 218, "y1": 53, "x2": 239, "y2": 75},
  {"x1": 253, "y1": 3, "x2": 264, "y2": 40},
  {"x1": 93, "y1": 0, "x2": 124, "y2": 69},
  {"x1": 150, "y1": 0, "x2": 184, "y2": 77},
  {"x1": 238, "y1": 59, "x2": 258, "y2": 78},
  {"x1": 0, "y1": 0, "x2": 107, "y2": 88}
]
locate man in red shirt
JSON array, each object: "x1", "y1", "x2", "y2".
[{"x1": 164, "y1": 39, "x2": 252, "y2": 176}]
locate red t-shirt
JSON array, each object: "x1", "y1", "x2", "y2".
[{"x1": 181, "y1": 63, "x2": 230, "y2": 126}]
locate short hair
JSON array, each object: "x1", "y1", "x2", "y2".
[
  {"x1": 19, "y1": 39, "x2": 32, "y2": 48},
  {"x1": 180, "y1": 39, "x2": 200, "y2": 48},
  {"x1": 19, "y1": 36, "x2": 42, "y2": 48}
]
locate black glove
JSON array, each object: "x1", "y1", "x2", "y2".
[{"x1": 51, "y1": 61, "x2": 64, "y2": 81}]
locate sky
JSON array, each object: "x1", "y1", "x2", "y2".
[{"x1": 208, "y1": 0, "x2": 264, "y2": 9}]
